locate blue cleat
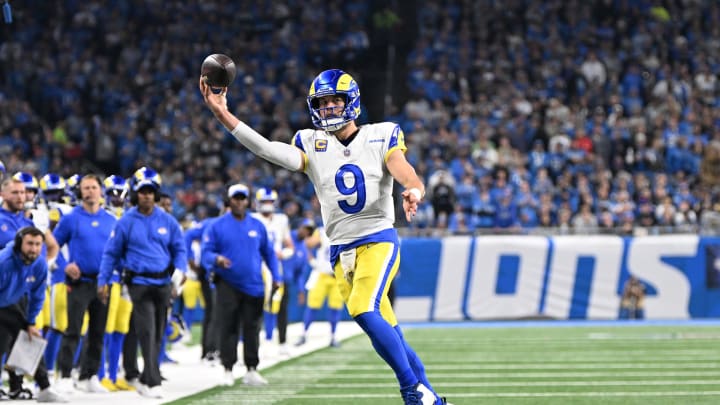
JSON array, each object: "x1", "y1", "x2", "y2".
[
  {"x1": 400, "y1": 383, "x2": 451, "y2": 405},
  {"x1": 159, "y1": 353, "x2": 178, "y2": 364},
  {"x1": 400, "y1": 383, "x2": 433, "y2": 405}
]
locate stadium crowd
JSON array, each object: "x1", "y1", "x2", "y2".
[{"x1": 1, "y1": 0, "x2": 720, "y2": 236}]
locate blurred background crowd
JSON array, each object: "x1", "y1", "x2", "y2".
[{"x1": 1, "y1": 0, "x2": 720, "y2": 235}]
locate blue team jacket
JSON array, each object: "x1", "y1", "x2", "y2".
[
  {"x1": 0, "y1": 208, "x2": 34, "y2": 248},
  {"x1": 184, "y1": 217, "x2": 218, "y2": 280},
  {"x1": 0, "y1": 242, "x2": 47, "y2": 324},
  {"x1": 282, "y1": 230, "x2": 310, "y2": 287},
  {"x1": 98, "y1": 206, "x2": 186, "y2": 287},
  {"x1": 201, "y1": 213, "x2": 279, "y2": 297},
  {"x1": 54, "y1": 206, "x2": 116, "y2": 280}
]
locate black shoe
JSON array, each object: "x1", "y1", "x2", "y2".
[{"x1": 8, "y1": 387, "x2": 34, "y2": 400}]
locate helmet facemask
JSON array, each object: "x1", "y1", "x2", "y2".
[
  {"x1": 309, "y1": 94, "x2": 355, "y2": 132},
  {"x1": 107, "y1": 189, "x2": 126, "y2": 207},
  {"x1": 258, "y1": 201, "x2": 275, "y2": 214}
]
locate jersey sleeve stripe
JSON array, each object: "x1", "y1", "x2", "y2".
[
  {"x1": 384, "y1": 145, "x2": 406, "y2": 163},
  {"x1": 387, "y1": 125, "x2": 401, "y2": 149},
  {"x1": 383, "y1": 125, "x2": 407, "y2": 162},
  {"x1": 292, "y1": 131, "x2": 309, "y2": 172},
  {"x1": 292, "y1": 131, "x2": 306, "y2": 153}
]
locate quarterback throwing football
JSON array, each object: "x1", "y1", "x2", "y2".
[{"x1": 200, "y1": 69, "x2": 449, "y2": 405}]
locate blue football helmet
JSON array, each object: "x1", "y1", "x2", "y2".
[
  {"x1": 66, "y1": 174, "x2": 82, "y2": 204},
  {"x1": 255, "y1": 187, "x2": 278, "y2": 214},
  {"x1": 12, "y1": 171, "x2": 39, "y2": 192},
  {"x1": 0, "y1": 160, "x2": 5, "y2": 177},
  {"x1": 40, "y1": 173, "x2": 67, "y2": 203},
  {"x1": 104, "y1": 175, "x2": 128, "y2": 206},
  {"x1": 307, "y1": 69, "x2": 361, "y2": 131},
  {"x1": 165, "y1": 313, "x2": 188, "y2": 344},
  {"x1": 132, "y1": 166, "x2": 162, "y2": 192},
  {"x1": 12, "y1": 172, "x2": 39, "y2": 208},
  {"x1": 66, "y1": 174, "x2": 81, "y2": 193}
]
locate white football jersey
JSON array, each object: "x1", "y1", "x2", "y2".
[
  {"x1": 47, "y1": 202, "x2": 73, "y2": 216},
  {"x1": 105, "y1": 205, "x2": 126, "y2": 220},
  {"x1": 251, "y1": 211, "x2": 291, "y2": 254},
  {"x1": 31, "y1": 202, "x2": 72, "y2": 232},
  {"x1": 29, "y1": 206, "x2": 50, "y2": 232},
  {"x1": 292, "y1": 122, "x2": 407, "y2": 245}
]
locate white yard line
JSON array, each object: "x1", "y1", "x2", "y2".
[
  {"x1": 280, "y1": 380, "x2": 720, "y2": 388},
  {"x1": 160, "y1": 391, "x2": 720, "y2": 400}
]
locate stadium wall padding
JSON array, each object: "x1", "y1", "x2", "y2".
[
  {"x1": 190, "y1": 235, "x2": 720, "y2": 324},
  {"x1": 388, "y1": 235, "x2": 720, "y2": 321}
]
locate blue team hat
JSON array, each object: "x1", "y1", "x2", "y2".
[
  {"x1": 300, "y1": 218, "x2": 316, "y2": 230},
  {"x1": 227, "y1": 183, "x2": 250, "y2": 199}
]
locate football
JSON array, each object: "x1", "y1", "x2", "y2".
[{"x1": 201, "y1": 53, "x2": 237, "y2": 88}]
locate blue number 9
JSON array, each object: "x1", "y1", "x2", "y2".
[{"x1": 335, "y1": 164, "x2": 366, "y2": 214}]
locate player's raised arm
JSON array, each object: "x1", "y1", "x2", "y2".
[{"x1": 199, "y1": 77, "x2": 305, "y2": 172}]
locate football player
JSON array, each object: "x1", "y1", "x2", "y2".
[
  {"x1": 184, "y1": 216, "x2": 221, "y2": 364},
  {"x1": 97, "y1": 175, "x2": 134, "y2": 391},
  {"x1": 295, "y1": 224, "x2": 343, "y2": 348},
  {"x1": 65, "y1": 174, "x2": 82, "y2": 206},
  {"x1": 200, "y1": 68, "x2": 450, "y2": 405},
  {"x1": 37, "y1": 173, "x2": 87, "y2": 392},
  {"x1": 251, "y1": 188, "x2": 294, "y2": 355}
]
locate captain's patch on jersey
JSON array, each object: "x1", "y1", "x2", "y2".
[{"x1": 314, "y1": 139, "x2": 328, "y2": 152}]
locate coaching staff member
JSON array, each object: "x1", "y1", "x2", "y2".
[
  {"x1": 97, "y1": 167, "x2": 186, "y2": 399},
  {"x1": 0, "y1": 227, "x2": 66, "y2": 402},
  {"x1": 201, "y1": 184, "x2": 281, "y2": 387},
  {"x1": 54, "y1": 174, "x2": 116, "y2": 392}
]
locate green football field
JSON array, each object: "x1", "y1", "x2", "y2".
[{"x1": 167, "y1": 323, "x2": 720, "y2": 405}]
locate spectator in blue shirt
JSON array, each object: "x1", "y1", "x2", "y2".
[
  {"x1": 0, "y1": 227, "x2": 67, "y2": 402},
  {"x1": 201, "y1": 183, "x2": 280, "y2": 387},
  {"x1": 494, "y1": 192, "x2": 519, "y2": 231}
]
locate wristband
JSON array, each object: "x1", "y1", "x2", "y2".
[{"x1": 408, "y1": 187, "x2": 423, "y2": 201}]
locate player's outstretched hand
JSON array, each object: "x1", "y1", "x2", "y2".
[
  {"x1": 401, "y1": 189, "x2": 421, "y2": 222},
  {"x1": 199, "y1": 76, "x2": 228, "y2": 116}
]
